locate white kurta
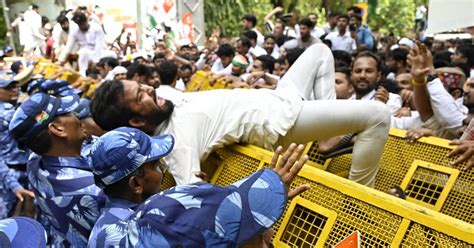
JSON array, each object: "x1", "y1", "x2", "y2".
[{"x1": 154, "y1": 88, "x2": 303, "y2": 185}]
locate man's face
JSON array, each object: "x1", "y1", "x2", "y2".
[
  {"x1": 80, "y1": 117, "x2": 104, "y2": 138},
  {"x1": 351, "y1": 56, "x2": 381, "y2": 96},
  {"x1": 385, "y1": 57, "x2": 397, "y2": 73},
  {"x1": 231, "y1": 64, "x2": 246, "y2": 77},
  {"x1": 147, "y1": 71, "x2": 160, "y2": 88},
  {"x1": 395, "y1": 73, "x2": 413, "y2": 91},
  {"x1": 308, "y1": 14, "x2": 317, "y2": 24},
  {"x1": 274, "y1": 23, "x2": 284, "y2": 36},
  {"x1": 242, "y1": 19, "x2": 252, "y2": 30},
  {"x1": 60, "y1": 21, "x2": 69, "y2": 32},
  {"x1": 451, "y1": 50, "x2": 467, "y2": 65},
  {"x1": 220, "y1": 55, "x2": 232, "y2": 68},
  {"x1": 337, "y1": 17, "x2": 348, "y2": 31},
  {"x1": 120, "y1": 80, "x2": 174, "y2": 129},
  {"x1": 54, "y1": 112, "x2": 88, "y2": 144},
  {"x1": 0, "y1": 84, "x2": 19, "y2": 104},
  {"x1": 349, "y1": 17, "x2": 358, "y2": 26},
  {"x1": 328, "y1": 16, "x2": 338, "y2": 26},
  {"x1": 251, "y1": 60, "x2": 264, "y2": 73},
  {"x1": 77, "y1": 21, "x2": 90, "y2": 32},
  {"x1": 264, "y1": 38, "x2": 275, "y2": 54},
  {"x1": 236, "y1": 41, "x2": 249, "y2": 55},
  {"x1": 299, "y1": 25, "x2": 311, "y2": 39},
  {"x1": 335, "y1": 72, "x2": 354, "y2": 99},
  {"x1": 114, "y1": 73, "x2": 127, "y2": 81},
  {"x1": 178, "y1": 69, "x2": 192, "y2": 84},
  {"x1": 139, "y1": 160, "x2": 164, "y2": 200},
  {"x1": 463, "y1": 79, "x2": 474, "y2": 111}
]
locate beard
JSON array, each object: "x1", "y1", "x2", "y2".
[
  {"x1": 149, "y1": 99, "x2": 175, "y2": 126},
  {"x1": 353, "y1": 81, "x2": 376, "y2": 97}
]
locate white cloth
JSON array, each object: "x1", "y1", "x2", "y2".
[
  {"x1": 350, "y1": 90, "x2": 402, "y2": 114},
  {"x1": 210, "y1": 58, "x2": 232, "y2": 76},
  {"x1": 252, "y1": 28, "x2": 265, "y2": 47},
  {"x1": 249, "y1": 46, "x2": 267, "y2": 57},
  {"x1": 325, "y1": 31, "x2": 356, "y2": 53},
  {"x1": 59, "y1": 22, "x2": 109, "y2": 75},
  {"x1": 154, "y1": 44, "x2": 390, "y2": 187},
  {"x1": 427, "y1": 78, "x2": 467, "y2": 129},
  {"x1": 23, "y1": 9, "x2": 45, "y2": 53},
  {"x1": 311, "y1": 27, "x2": 326, "y2": 38}
]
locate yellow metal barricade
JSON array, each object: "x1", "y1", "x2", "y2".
[
  {"x1": 185, "y1": 70, "x2": 240, "y2": 92},
  {"x1": 202, "y1": 144, "x2": 473, "y2": 247},
  {"x1": 304, "y1": 128, "x2": 473, "y2": 224}
]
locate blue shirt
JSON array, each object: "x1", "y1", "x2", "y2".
[
  {"x1": 27, "y1": 154, "x2": 105, "y2": 247},
  {"x1": 87, "y1": 197, "x2": 138, "y2": 247},
  {"x1": 356, "y1": 26, "x2": 374, "y2": 50},
  {"x1": 0, "y1": 158, "x2": 23, "y2": 218},
  {"x1": 0, "y1": 102, "x2": 29, "y2": 166},
  {"x1": 88, "y1": 169, "x2": 286, "y2": 247}
]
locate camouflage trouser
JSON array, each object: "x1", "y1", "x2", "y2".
[{"x1": 0, "y1": 169, "x2": 29, "y2": 218}]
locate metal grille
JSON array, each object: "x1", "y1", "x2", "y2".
[
  {"x1": 280, "y1": 205, "x2": 328, "y2": 247},
  {"x1": 205, "y1": 144, "x2": 473, "y2": 247},
  {"x1": 405, "y1": 167, "x2": 448, "y2": 206},
  {"x1": 304, "y1": 142, "x2": 329, "y2": 168},
  {"x1": 212, "y1": 149, "x2": 261, "y2": 186},
  {"x1": 310, "y1": 129, "x2": 474, "y2": 224},
  {"x1": 401, "y1": 223, "x2": 471, "y2": 247}
]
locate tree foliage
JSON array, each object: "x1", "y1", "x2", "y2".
[{"x1": 204, "y1": 0, "x2": 419, "y2": 38}]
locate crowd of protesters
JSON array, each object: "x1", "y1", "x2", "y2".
[{"x1": 0, "y1": 3, "x2": 473, "y2": 247}]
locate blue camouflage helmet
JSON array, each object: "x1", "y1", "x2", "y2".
[
  {"x1": 127, "y1": 168, "x2": 287, "y2": 246},
  {"x1": 90, "y1": 127, "x2": 174, "y2": 187},
  {"x1": 27, "y1": 78, "x2": 82, "y2": 97},
  {"x1": 0, "y1": 71, "x2": 17, "y2": 88},
  {"x1": 8, "y1": 93, "x2": 80, "y2": 143},
  {"x1": 0, "y1": 217, "x2": 47, "y2": 247},
  {"x1": 73, "y1": 98, "x2": 91, "y2": 119}
]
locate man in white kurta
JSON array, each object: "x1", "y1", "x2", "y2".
[{"x1": 91, "y1": 44, "x2": 391, "y2": 188}]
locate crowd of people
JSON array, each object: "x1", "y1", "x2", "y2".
[{"x1": 0, "y1": 3, "x2": 473, "y2": 247}]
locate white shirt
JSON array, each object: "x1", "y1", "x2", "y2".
[
  {"x1": 325, "y1": 31, "x2": 356, "y2": 53},
  {"x1": 52, "y1": 22, "x2": 78, "y2": 49},
  {"x1": 23, "y1": 9, "x2": 45, "y2": 50},
  {"x1": 59, "y1": 22, "x2": 107, "y2": 63},
  {"x1": 249, "y1": 45, "x2": 267, "y2": 57},
  {"x1": 350, "y1": 89, "x2": 402, "y2": 114},
  {"x1": 211, "y1": 58, "x2": 232, "y2": 76},
  {"x1": 154, "y1": 88, "x2": 303, "y2": 185},
  {"x1": 311, "y1": 27, "x2": 326, "y2": 38},
  {"x1": 252, "y1": 28, "x2": 265, "y2": 47}
]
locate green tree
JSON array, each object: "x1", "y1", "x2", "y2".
[
  {"x1": 0, "y1": 7, "x2": 7, "y2": 48},
  {"x1": 368, "y1": 0, "x2": 416, "y2": 36}
]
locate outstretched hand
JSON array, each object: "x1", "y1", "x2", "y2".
[
  {"x1": 269, "y1": 144, "x2": 310, "y2": 199},
  {"x1": 447, "y1": 140, "x2": 474, "y2": 171},
  {"x1": 407, "y1": 41, "x2": 434, "y2": 83},
  {"x1": 15, "y1": 188, "x2": 35, "y2": 202}
]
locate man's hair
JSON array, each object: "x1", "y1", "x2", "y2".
[
  {"x1": 98, "y1": 57, "x2": 119, "y2": 69},
  {"x1": 157, "y1": 61, "x2": 178, "y2": 86},
  {"x1": 242, "y1": 14, "x2": 257, "y2": 27},
  {"x1": 30, "y1": 4, "x2": 39, "y2": 10},
  {"x1": 286, "y1": 48, "x2": 305, "y2": 66},
  {"x1": 153, "y1": 52, "x2": 166, "y2": 61},
  {"x1": 327, "y1": 12, "x2": 340, "y2": 18},
  {"x1": 352, "y1": 14, "x2": 362, "y2": 22},
  {"x1": 335, "y1": 66, "x2": 352, "y2": 83},
  {"x1": 388, "y1": 48, "x2": 408, "y2": 64},
  {"x1": 457, "y1": 44, "x2": 474, "y2": 67},
  {"x1": 332, "y1": 50, "x2": 352, "y2": 67},
  {"x1": 100, "y1": 166, "x2": 145, "y2": 197},
  {"x1": 264, "y1": 34, "x2": 276, "y2": 42},
  {"x1": 347, "y1": 6, "x2": 363, "y2": 15},
  {"x1": 72, "y1": 12, "x2": 87, "y2": 24},
  {"x1": 180, "y1": 64, "x2": 193, "y2": 72},
  {"x1": 126, "y1": 63, "x2": 153, "y2": 80},
  {"x1": 56, "y1": 15, "x2": 68, "y2": 24},
  {"x1": 256, "y1": 55, "x2": 275, "y2": 74},
  {"x1": 22, "y1": 129, "x2": 52, "y2": 155},
  {"x1": 299, "y1": 18, "x2": 315, "y2": 29},
  {"x1": 216, "y1": 44, "x2": 235, "y2": 57},
  {"x1": 90, "y1": 80, "x2": 135, "y2": 131},
  {"x1": 337, "y1": 14, "x2": 350, "y2": 21},
  {"x1": 243, "y1": 30, "x2": 258, "y2": 42},
  {"x1": 238, "y1": 37, "x2": 252, "y2": 49},
  {"x1": 353, "y1": 51, "x2": 382, "y2": 72}
]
